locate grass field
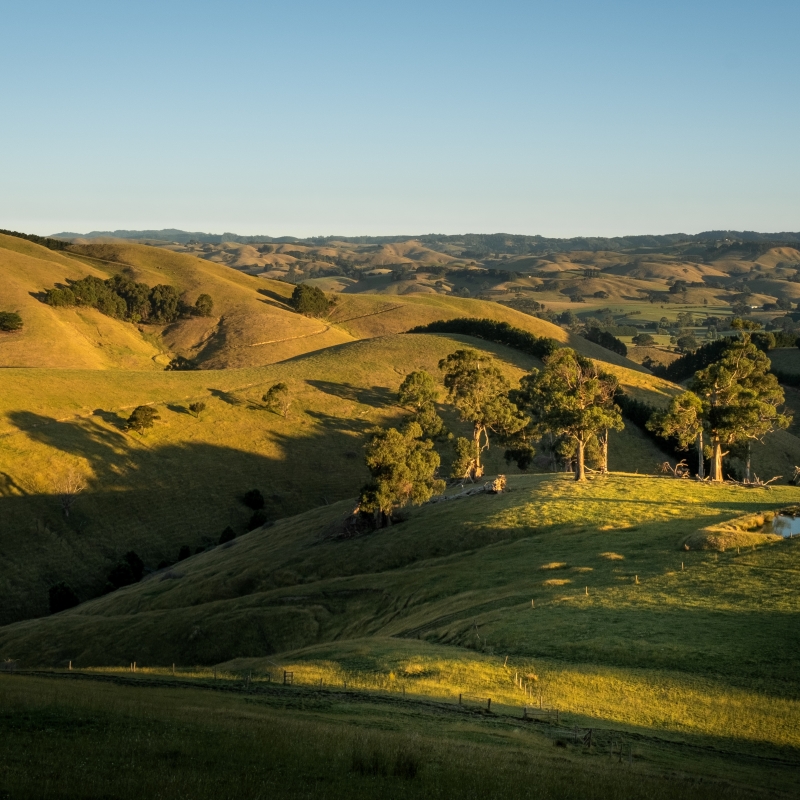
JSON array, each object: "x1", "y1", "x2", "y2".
[
  {"x1": 1, "y1": 671, "x2": 796, "y2": 800},
  {"x1": 2, "y1": 475, "x2": 798, "y2": 708}
]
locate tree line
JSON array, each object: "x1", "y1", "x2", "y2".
[
  {"x1": 360, "y1": 319, "x2": 792, "y2": 524},
  {"x1": 42, "y1": 274, "x2": 213, "y2": 324}
]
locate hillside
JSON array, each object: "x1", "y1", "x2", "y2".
[
  {"x1": 2, "y1": 474, "x2": 799, "y2": 761},
  {"x1": 0, "y1": 235, "x2": 649, "y2": 371}
]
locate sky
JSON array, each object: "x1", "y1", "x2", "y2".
[{"x1": 2, "y1": 0, "x2": 799, "y2": 238}]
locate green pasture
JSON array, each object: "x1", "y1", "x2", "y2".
[{"x1": 3, "y1": 671, "x2": 790, "y2": 800}]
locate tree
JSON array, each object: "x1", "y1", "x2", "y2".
[
  {"x1": 53, "y1": 470, "x2": 86, "y2": 518},
  {"x1": 149, "y1": 284, "x2": 181, "y2": 323},
  {"x1": 359, "y1": 422, "x2": 445, "y2": 524},
  {"x1": 398, "y1": 370, "x2": 445, "y2": 439},
  {"x1": 690, "y1": 338, "x2": 790, "y2": 481},
  {"x1": 646, "y1": 391, "x2": 705, "y2": 478},
  {"x1": 188, "y1": 401, "x2": 206, "y2": 418},
  {"x1": 48, "y1": 582, "x2": 79, "y2": 614},
  {"x1": 0, "y1": 311, "x2": 23, "y2": 332},
  {"x1": 263, "y1": 382, "x2": 291, "y2": 416},
  {"x1": 676, "y1": 333, "x2": 699, "y2": 353},
  {"x1": 516, "y1": 348, "x2": 623, "y2": 481},
  {"x1": 398, "y1": 370, "x2": 438, "y2": 411},
  {"x1": 194, "y1": 293, "x2": 214, "y2": 316},
  {"x1": 439, "y1": 349, "x2": 528, "y2": 480},
  {"x1": 632, "y1": 333, "x2": 656, "y2": 347},
  {"x1": 291, "y1": 283, "x2": 330, "y2": 317},
  {"x1": 126, "y1": 405, "x2": 160, "y2": 435},
  {"x1": 219, "y1": 526, "x2": 236, "y2": 545},
  {"x1": 165, "y1": 355, "x2": 198, "y2": 371}
]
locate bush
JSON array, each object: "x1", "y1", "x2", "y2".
[
  {"x1": 188, "y1": 401, "x2": 206, "y2": 417},
  {"x1": 247, "y1": 510, "x2": 269, "y2": 531},
  {"x1": 242, "y1": 489, "x2": 265, "y2": 510},
  {"x1": 291, "y1": 283, "x2": 331, "y2": 316},
  {"x1": 632, "y1": 333, "x2": 655, "y2": 347},
  {"x1": 177, "y1": 545, "x2": 191, "y2": 561},
  {"x1": 48, "y1": 582, "x2": 79, "y2": 614},
  {"x1": 194, "y1": 293, "x2": 214, "y2": 316},
  {"x1": 0, "y1": 311, "x2": 23, "y2": 332},
  {"x1": 165, "y1": 355, "x2": 198, "y2": 371},
  {"x1": 219, "y1": 526, "x2": 236, "y2": 545}
]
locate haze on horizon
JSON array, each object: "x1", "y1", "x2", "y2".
[{"x1": 2, "y1": 1, "x2": 798, "y2": 239}]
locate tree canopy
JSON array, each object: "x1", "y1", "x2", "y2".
[
  {"x1": 126, "y1": 405, "x2": 161, "y2": 435},
  {"x1": 0, "y1": 311, "x2": 23, "y2": 332},
  {"x1": 359, "y1": 422, "x2": 445, "y2": 523},
  {"x1": 439, "y1": 349, "x2": 527, "y2": 480},
  {"x1": 516, "y1": 348, "x2": 623, "y2": 481},
  {"x1": 689, "y1": 337, "x2": 790, "y2": 481},
  {"x1": 291, "y1": 283, "x2": 330, "y2": 317}
]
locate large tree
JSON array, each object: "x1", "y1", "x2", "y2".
[
  {"x1": 689, "y1": 337, "x2": 790, "y2": 482},
  {"x1": 647, "y1": 391, "x2": 705, "y2": 478},
  {"x1": 516, "y1": 348, "x2": 623, "y2": 481},
  {"x1": 359, "y1": 422, "x2": 445, "y2": 524},
  {"x1": 439, "y1": 349, "x2": 527, "y2": 480}
]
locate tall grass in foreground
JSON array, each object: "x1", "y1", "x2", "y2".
[{"x1": 0, "y1": 675, "x2": 779, "y2": 800}]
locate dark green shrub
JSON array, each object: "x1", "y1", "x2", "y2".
[
  {"x1": 177, "y1": 545, "x2": 191, "y2": 561},
  {"x1": 247, "y1": 510, "x2": 268, "y2": 531},
  {"x1": 219, "y1": 526, "x2": 236, "y2": 545},
  {"x1": 0, "y1": 311, "x2": 23, "y2": 332},
  {"x1": 165, "y1": 355, "x2": 198, "y2": 371},
  {"x1": 242, "y1": 489, "x2": 265, "y2": 510},
  {"x1": 194, "y1": 293, "x2": 214, "y2": 316},
  {"x1": 291, "y1": 283, "x2": 330, "y2": 316},
  {"x1": 48, "y1": 582, "x2": 79, "y2": 614}
]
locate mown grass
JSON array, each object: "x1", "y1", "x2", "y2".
[{"x1": 0, "y1": 673, "x2": 793, "y2": 800}]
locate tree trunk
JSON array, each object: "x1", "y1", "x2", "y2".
[
  {"x1": 745, "y1": 440, "x2": 752, "y2": 483},
  {"x1": 575, "y1": 439, "x2": 586, "y2": 481},
  {"x1": 710, "y1": 436, "x2": 723, "y2": 482},
  {"x1": 601, "y1": 429, "x2": 609, "y2": 474},
  {"x1": 697, "y1": 430, "x2": 704, "y2": 480}
]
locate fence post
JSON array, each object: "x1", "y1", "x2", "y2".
[
  {"x1": 459, "y1": 693, "x2": 462, "y2": 705},
  {"x1": 68, "y1": 661, "x2": 72, "y2": 671},
  {"x1": 487, "y1": 698, "x2": 491, "y2": 712},
  {"x1": 133, "y1": 662, "x2": 136, "y2": 673},
  {"x1": 172, "y1": 663, "x2": 175, "y2": 676}
]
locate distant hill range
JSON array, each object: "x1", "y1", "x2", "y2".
[{"x1": 51, "y1": 228, "x2": 800, "y2": 253}]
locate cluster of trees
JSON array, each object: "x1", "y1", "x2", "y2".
[
  {"x1": 0, "y1": 228, "x2": 71, "y2": 251},
  {"x1": 648, "y1": 329, "x2": 789, "y2": 481},
  {"x1": 359, "y1": 343, "x2": 627, "y2": 525},
  {"x1": 0, "y1": 311, "x2": 23, "y2": 332},
  {"x1": 43, "y1": 274, "x2": 213, "y2": 324},
  {"x1": 583, "y1": 326, "x2": 627, "y2": 356}
]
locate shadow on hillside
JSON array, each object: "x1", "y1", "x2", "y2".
[
  {"x1": 208, "y1": 388, "x2": 245, "y2": 406},
  {"x1": 1, "y1": 408, "x2": 374, "y2": 624},
  {"x1": 257, "y1": 287, "x2": 293, "y2": 308},
  {"x1": 306, "y1": 380, "x2": 395, "y2": 408}
]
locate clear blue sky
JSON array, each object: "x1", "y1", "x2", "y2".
[{"x1": 2, "y1": 1, "x2": 798, "y2": 238}]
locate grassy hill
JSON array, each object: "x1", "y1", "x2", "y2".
[
  {"x1": 0, "y1": 235, "x2": 649, "y2": 371},
  {"x1": 2, "y1": 473, "x2": 799, "y2": 772}
]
